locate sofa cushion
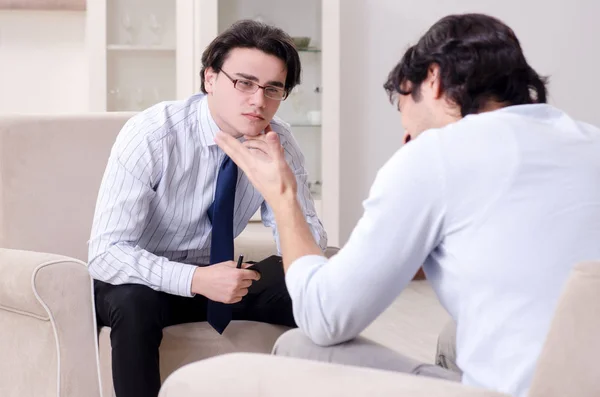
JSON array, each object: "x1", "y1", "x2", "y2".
[{"x1": 98, "y1": 321, "x2": 290, "y2": 397}]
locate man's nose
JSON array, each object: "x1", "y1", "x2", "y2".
[{"x1": 249, "y1": 88, "x2": 266, "y2": 107}]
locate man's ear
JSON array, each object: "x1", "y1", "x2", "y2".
[
  {"x1": 204, "y1": 67, "x2": 218, "y2": 94},
  {"x1": 427, "y1": 64, "x2": 442, "y2": 99}
]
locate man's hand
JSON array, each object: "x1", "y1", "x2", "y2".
[
  {"x1": 215, "y1": 125, "x2": 297, "y2": 212},
  {"x1": 191, "y1": 261, "x2": 260, "y2": 304},
  {"x1": 217, "y1": 125, "x2": 322, "y2": 272}
]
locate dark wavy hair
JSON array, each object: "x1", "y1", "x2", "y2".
[
  {"x1": 200, "y1": 20, "x2": 301, "y2": 96},
  {"x1": 384, "y1": 13, "x2": 548, "y2": 116}
]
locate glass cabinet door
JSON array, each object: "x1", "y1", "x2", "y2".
[{"x1": 105, "y1": 0, "x2": 177, "y2": 111}]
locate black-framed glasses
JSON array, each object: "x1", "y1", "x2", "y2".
[{"x1": 220, "y1": 69, "x2": 288, "y2": 101}]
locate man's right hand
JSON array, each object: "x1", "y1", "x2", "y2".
[
  {"x1": 191, "y1": 261, "x2": 260, "y2": 304},
  {"x1": 215, "y1": 127, "x2": 298, "y2": 214}
]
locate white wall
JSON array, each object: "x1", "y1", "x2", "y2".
[
  {"x1": 337, "y1": 0, "x2": 600, "y2": 244},
  {"x1": 0, "y1": 10, "x2": 87, "y2": 113}
]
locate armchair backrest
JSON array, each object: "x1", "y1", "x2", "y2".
[
  {"x1": 0, "y1": 113, "x2": 134, "y2": 261},
  {"x1": 528, "y1": 261, "x2": 600, "y2": 397}
]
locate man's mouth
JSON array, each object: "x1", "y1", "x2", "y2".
[{"x1": 243, "y1": 113, "x2": 265, "y2": 121}]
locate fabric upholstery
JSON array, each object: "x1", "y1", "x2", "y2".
[
  {"x1": 0, "y1": 113, "x2": 132, "y2": 261},
  {"x1": 528, "y1": 261, "x2": 600, "y2": 397},
  {"x1": 98, "y1": 322, "x2": 290, "y2": 397},
  {"x1": 0, "y1": 249, "x2": 101, "y2": 397},
  {"x1": 0, "y1": 248, "x2": 55, "y2": 319},
  {"x1": 34, "y1": 257, "x2": 101, "y2": 397},
  {"x1": 158, "y1": 353, "x2": 508, "y2": 397},
  {"x1": 0, "y1": 309, "x2": 57, "y2": 397}
]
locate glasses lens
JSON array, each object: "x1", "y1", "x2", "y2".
[
  {"x1": 265, "y1": 87, "x2": 286, "y2": 100},
  {"x1": 235, "y1": 80, "x2": 257, "y2": 93}
]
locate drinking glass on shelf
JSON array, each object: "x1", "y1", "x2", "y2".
[
  {"x1": 148, "y1": 14, "x2": 163, "y2": 45},
  {"x1": 306, "y1": 110, "x2": 321, "y2": 125},
  {"x1": 288, "y1": 86, "x2": 307, "y2": 120},
  {"x1": 121, "y1": 12, "x2": 137, "y2": 44},
  {"x1": 108, "y1": 88, "x2": 123, "y2": 110},
  {"x1": 133, "y1": 88, "x2": 146, "y2": 110}
]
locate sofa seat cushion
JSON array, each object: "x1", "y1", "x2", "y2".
[{"x1": 98, "y1": 321, "x2": 290, "y2": 395}]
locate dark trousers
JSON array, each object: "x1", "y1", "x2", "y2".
[{"x1": 94, "y1": 277, "x2": 295, "y2": 397}]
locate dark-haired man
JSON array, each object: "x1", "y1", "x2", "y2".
[
  {"x1": 214, "y1": 13, "x2": 600, "y2": 397},
  {"x1": 88, "y1": 20, "x2": 327, "y2": 397}
]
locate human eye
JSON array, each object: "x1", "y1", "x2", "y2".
[
  {"x1": 265, "y1": 86, "x2": 285, "y2": 98},
  {"x1": 237, "y1": 80, "x2": 255, "y2": 89}
]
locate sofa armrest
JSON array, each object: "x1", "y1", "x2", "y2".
[
  {"x1": 0, "y1": 249, "x2": 86, "y2": 318},
  {"x1": 0, "y1": 248, "x2": 101, "y2": 397},
  {"x1": 159, "y1": 353, "x2": 509, "y2": 397}
]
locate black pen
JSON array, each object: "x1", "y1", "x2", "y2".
[{"x1": 236, "y1": 254, "x2": 244, "y2": 269}]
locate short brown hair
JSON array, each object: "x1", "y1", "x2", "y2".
[{"x1": 200, "y1": 20, "x2": 301, "y2": 95}]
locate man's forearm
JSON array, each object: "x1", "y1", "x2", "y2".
[
  {"x1": 88, "y1": 242, "x2": 197, "y2": 297},
  {"x1": 273, "y1": 194, "x2": 323, "y2": 272}
]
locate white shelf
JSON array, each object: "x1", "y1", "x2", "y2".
[
  {"x1": 107, "y1": 44, "x2": 176, "y2": 52},
  {"x1": 290, "y1": 123, "x2": 321, "y2": 127},
  {"x1": 87, "y1": 0, "x2": 194, "y2": 112}
]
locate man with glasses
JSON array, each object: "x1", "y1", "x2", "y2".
[{"x1": 88, "y1": 20, "x2": 327, "y2": 397}]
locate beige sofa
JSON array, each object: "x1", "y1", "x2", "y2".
[
  {"x1": 159, "y1": 260, "x2": 599, "y2": 397},
  {"x1": 0, "y1": 114, "x2": 331, "y2": 397}
]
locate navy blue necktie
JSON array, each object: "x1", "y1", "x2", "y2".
[{"x1": 206, "y1": 155, "x2": 238, "y2": 334}]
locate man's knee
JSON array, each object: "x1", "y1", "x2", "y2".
[
  {"x1": 272, "y1": 329, "x2": 315, "y2": 358},
  {"x1": 95, "y1": 282, "x2": 165, "y2": 334},
  {"x1": 436, "y1": 319, "x2": 461, "y2": 374}
]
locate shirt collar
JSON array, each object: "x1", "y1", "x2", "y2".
[{"x1": 197, "y1": 94, "x2": 221, "y2": 147}]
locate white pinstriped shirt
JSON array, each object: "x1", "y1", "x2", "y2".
[{"x1": 87, "y1": 93, "x2": 327, "y2": 297}]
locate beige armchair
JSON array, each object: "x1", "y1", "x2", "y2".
[
  {"x1": 0, "y1": 114, "x2": 331, "y2": 397},
  {"x1": 159, "y1": 260, "x2": 600, "y2": 397}
]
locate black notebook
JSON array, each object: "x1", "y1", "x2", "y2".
[{"x1": 246, "y1": 255, "x2": 285, "y2": 294}]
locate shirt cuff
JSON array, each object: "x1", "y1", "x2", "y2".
[
  {"x1": 285, "y1": 254, "x2": 328, "y2": 299},
  {"x1": 160, "y1": 261, "x2": 197, "y2": 297}
]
